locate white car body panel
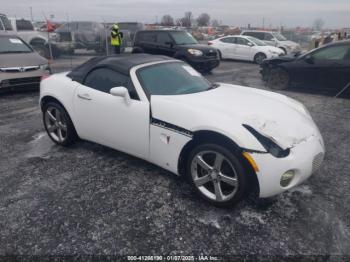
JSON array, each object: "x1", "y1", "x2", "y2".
[
  {"x1": 73, "y1": 83, "x2": 150, "y2": 159},
  {"x1": 151, "y1": 84, "x2": 318, "y2": 150},
  {"x1": 40, "y1": 61, "x2": 325, "y2": 198},
  {"x1": 211, "y1": 36, "x2": 284, "y2": 61},
  {"x1": 149, "y1": 125, "x2": 191, "y2": 173}
]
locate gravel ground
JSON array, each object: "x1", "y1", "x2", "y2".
[{"x1": 0, "y1": 56, "x2": 350, "y2": 259}]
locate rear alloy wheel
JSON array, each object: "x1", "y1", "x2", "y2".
[
  {"x1": 267, "y1": 68, "x2": 290, "y2": 90},
  {"x1": 186, "y1": 144, "x2": 247, "y2": 207},
  {"x1": 254, "y1": 53, "x2": 267, "y2": 64},
  {"x1": 43, "y1": 102, "x2": 77, "y2": 146}
]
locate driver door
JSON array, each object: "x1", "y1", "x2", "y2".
[
  {"x1": 235, "y1": 38, "x2": 255, "y2": 60},
  {"x1": 73, "y1": 67, "x2": 150, "y2": 158}
]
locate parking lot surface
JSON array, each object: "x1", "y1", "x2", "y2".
[{"x1": 1, "y1": 56, "x2": 350, "y2": 257}]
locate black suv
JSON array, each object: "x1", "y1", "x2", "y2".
[{"x1": 132, "y1": 30, "x2": 220, "y2": 73}]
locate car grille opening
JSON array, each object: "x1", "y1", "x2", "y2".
[
  {"x1": 205, "y1": 51, "x2": 217, "y2": 57},
  {"x1": 3, "y1": 77, "x2": 42, "y2": 87},
  {"x1": 0, "y1": 66, "x2": 40, "y2": 73},
  {"x1": 312, "y1": 152, "x2": 324, "y2": 173}
]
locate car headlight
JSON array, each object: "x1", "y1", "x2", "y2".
[
  {"x1": 269, "y1": 50, "x2": 279, "y2": 55},
  {"x1": 188, "y1": 49, "x2": 203, "y2": 56},
  {"x1": 243, "y1": 124, "x2": 290, "y2": 158}
]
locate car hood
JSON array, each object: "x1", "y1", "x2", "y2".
[
  {"x1": 151, "y1": 84, "x2": 319, "y2": 150},
  {"x1": 263, "y1": 53, "x2": 297, "y2": 64},
  {"x1": 0, "y1": 52, "x2": 47, "y2": 68},
  {"x1": 280, "y1": 40, "x2": 299, "y2": 47},
  {"x1": 255, "y1": 45, "x2": 284, "y2": 54}
]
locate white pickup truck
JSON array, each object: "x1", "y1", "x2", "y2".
[{"x1": 8, "y1": 17, "x2": 49, "y2": 57}]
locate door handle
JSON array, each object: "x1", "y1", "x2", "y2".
[{"x1": 77, "y1": 93, "x2": 92, "y2": 101}]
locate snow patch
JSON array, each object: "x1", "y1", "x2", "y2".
[
  {"x1": 237, "y1": 210, "x2": 266, "y2": 225},
  {"x1": 198, "y1": 210, "x2": 223, "y2": 229},
  {"x1": 25, "y1": 132, "x2": 54, "y2": 158}
]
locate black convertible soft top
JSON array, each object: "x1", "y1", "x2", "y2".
[{"x1": 67, "y1": 54, "x2": 174, "y2": 83}]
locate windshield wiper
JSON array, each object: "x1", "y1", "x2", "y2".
[{"x1": 206, "y1": 83, "x2": 220, "y2": 90}]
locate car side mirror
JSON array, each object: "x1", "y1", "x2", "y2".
[
  {"x1": 247, "y1": 42, "x2": 254, "y2": 47},
  {"x1": 304, "y1": 55, "x2": 314, "y2": 64},
  {"x1": 110, "y1": 86, "x2": 131, "y2": 105}
]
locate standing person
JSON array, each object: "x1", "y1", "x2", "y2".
[{"x1": 111, "y1": 24, "x2": 123, "y2": 54}]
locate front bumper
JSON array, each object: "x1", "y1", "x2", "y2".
[
  {"x1": 250, "y1": 133, "x2": 325, "y2": 198},
  {"x1": 187, "y1": 56, "x2": 220, "y2": 71},
  {"x1": 0, "y1": 69, "x2": 48, "y2": 92}
]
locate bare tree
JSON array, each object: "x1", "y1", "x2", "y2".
[
  {"x1": 211, "y1": 19, "x2": 220, "y2": 27},
  {"x1": 313, "y1": 18, "x2": 325, "y2": 31},
  {"x1": 179, "y1": 11, "x2": 192, "y2": 27},
  {"x1": 161, "y1": 15, "x2": 174, "y2": 26},
  {"x1": 197, "y1": 13, "x2": 211, "y2": 27}
]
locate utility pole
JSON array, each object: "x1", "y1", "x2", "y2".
[
  {"x1": 262, "y1": 17, "x2": 265, "y2": 29},
  {"x1": 30, "y1": 7, "x2": 33, "y2": 22}
]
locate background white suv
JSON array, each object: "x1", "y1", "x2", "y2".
[{"x1": 241, "y1": 30, "x2": 301, "y2": 54}]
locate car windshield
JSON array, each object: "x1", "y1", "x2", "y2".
[
  {"x1": 272, "y1": 32, "x2": 287, "y2": 41},
  {"x1": 247, "y1": 37, "x2": 266, "y2": 46},
  {"x1": 138, "y1": 62, "x2": 216, "y2": 96},
  {"x1": 16, "y1": 19, "x2": 34, "y2": 31},
  {"x1": 0, "y1": 15, "x2": 13, "y2": 30},
  {"x1": 170, "y1": 31, "x2": 198, "y2": 45},
  {"x1": 0, "y1": 36, "x2": 32, "y2": 54}
]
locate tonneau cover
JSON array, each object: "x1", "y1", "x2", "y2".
[{"x1": 67, "y1": 54, "x2": 174, "y2": 83}]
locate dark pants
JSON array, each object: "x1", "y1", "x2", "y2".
[{"x1": 114, "y1": 45, "x2": 121, "y2": 54}]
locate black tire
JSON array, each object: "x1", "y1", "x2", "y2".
[
  {"x1": 186, "y1": 143, "x2": 247, "y2": 207},
  {"x1": 254, "y1": 53, "x2": 267, "y2": 64},
  {"x1": 267, "y1": 68, "x2": 290, "y2": 90},
  {"x1": 43, "y1": 102, "x2": 78, "y2": 146}
]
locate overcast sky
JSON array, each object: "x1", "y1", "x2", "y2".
[{"x1": 2, "y1": 0, "x2": 350, "y2": 28}]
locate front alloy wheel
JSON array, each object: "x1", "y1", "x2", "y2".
[
  {"x1": 45, "y1": 106, "x2": 67, "y2": 143},
  {"x1": 187, "y1": 144, "x2": 247, "y2": 206},
  {"x1": 43, "y1": 102, "x2": 77, "y2": 146},
  {"x1": 254, "y1": 53, "x2": 267, "y2": 64}
]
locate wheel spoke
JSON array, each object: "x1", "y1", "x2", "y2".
[
  {"x1": 57, "y1": 128, "x2": 64, "y2": 142},
  {"x1": 220, "y1": 173, "x2": 238, "y2": 187},
  {"x1": 213, "y1": 181, "x2": 224, "y2": 201},
  {"x1": 214, "y1": 153, "x2": 224, "y2": 170},
  {"x1": 59, "y1": 123, "x2": 67, "y2": 131},
  {"x1": 196, "y1": 155, "x2": 212, "y2": 171},
  {"x1": 47, "y1": 110, "x2": 56, "y2": 121},
  {"x1": 194, "y1": 175, "x2": 211, "y2": 187}
]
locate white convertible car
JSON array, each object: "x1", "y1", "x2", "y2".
[{"x1": 40, "y1": 54, "x2": 325, "y2": 207}]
